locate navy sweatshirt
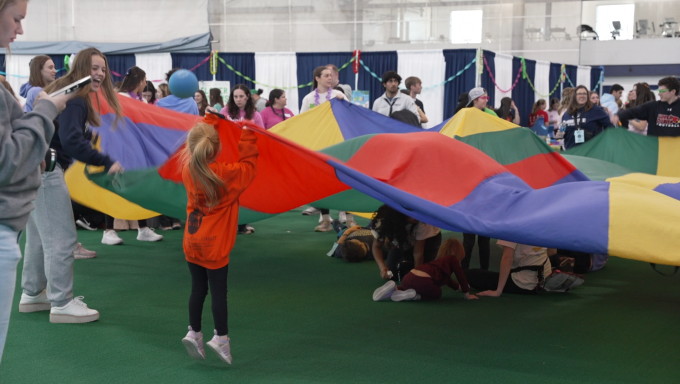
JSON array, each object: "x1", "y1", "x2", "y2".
[
  {"x1": 561, "y1": 105, "x2": 611, "y2": 149},
  {"x1": 51, "y1": 97, "x2": 115, "y2": 170},
  {"x1": 617, "y1": 99, "x2": 680, "y2": 137}
]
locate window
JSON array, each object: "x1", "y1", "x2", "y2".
[
  {"x1": 596, "y1": 4, "x2": 635, "y2": 40},
  {"x1": 450, "y1": 10, "x2": 483, "y2": 44}
]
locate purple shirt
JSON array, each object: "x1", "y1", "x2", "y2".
[{"x1": 260, "y1": 106, "x2": 294, "y2": 129}]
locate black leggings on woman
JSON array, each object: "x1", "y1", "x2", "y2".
[
  {"x1": 462, "y1": 233, "x2": 490, "y2": 270},
  {"x1": 104, "y1": 215, "x2": 147, "y2": 229},
  {"x1": 187, "y1": 262, "x2": 229, "y2": 336}
]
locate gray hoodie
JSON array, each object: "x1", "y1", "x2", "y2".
[{"x1": 0, "y1": 85, "x2": 58, "y2": 232}]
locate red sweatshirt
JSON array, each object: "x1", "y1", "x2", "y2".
[{"x1": 182, "y1": 128, "x2": 258, "y2": 269}]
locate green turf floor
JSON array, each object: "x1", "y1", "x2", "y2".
[{"x1": 1, "y1": 209, "x2": 680, "y2": 383}]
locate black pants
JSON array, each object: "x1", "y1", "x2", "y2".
[
  {"x1": 104, "y1": 215, "x2": 147, "y2": 229},
  {"x1": 320, "y1": 209, "x2": 329, "y2": 215},
  {"x1": 552, "y1": 249, "x2": 592, "y2": 274},
  {"x1": 159, "y1": 215, "x2": 180, "y2": 228},
  {"x1": 465, "y1": 269, "x2": 536, "y2": 295},
  {"x1": 386, "y1": 232, "x2": 442, "y2": 281},
  {"x1": 462, "y1": 233, "x2": 490, "y2": 270},
  {"x1": 187, "y1": 262, "x2": 229, "y2": 336}
]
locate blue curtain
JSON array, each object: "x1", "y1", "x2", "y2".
[
  {"x1": 549, "y1": 63, "x2": 564, "y2": 99},
  {"x1": 171, "y1": 53, "x2": 255, "y2": 89},
  {"x1": 564, "y1": 64, "x2": 578, "y2": 88},
  {"x1": 0, "y1": 54, "x2": 4, "y2": 73},
  {"x1": 49, "y1": 55, "x2": 67, "y2": 79},
  {"x1": 590, "y1": 66, "x2": 603, "y2": 92},
  {"x1": 443, "y1": 49, "x2": 477, "y2": 120},
  {"x1": 480, "y1": 50, "x2": 495, "y2": 106},
  {"x1": 296, "y1": 52, "x2": 354, "y2": 110},
  {"x1": 512, "y1": 57, "x2": 536, "y2": 127},
  {"x1": 356, "y1": 51, "x2": 397, "y2": 109},
  {"x1": 106, "y1": 54, "x2": 136, "y2": 84}
]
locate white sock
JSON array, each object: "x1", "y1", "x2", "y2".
[
  {"x1": 322, "y1": 214, "x2": 331, "y2": 222},
  {"x1": 345, "y1": 213, "x2": 355, "y2": 222}
]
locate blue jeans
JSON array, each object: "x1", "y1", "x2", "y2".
[{"x1": 0, "y1": 224, "x2": 22, "y2": 364}]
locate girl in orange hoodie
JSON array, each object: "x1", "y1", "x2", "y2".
[{"x1": 179, "y1": 121, "x2": 258, "y2": 365}]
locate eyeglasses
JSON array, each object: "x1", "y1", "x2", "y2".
[
  {"x1": 658, "y1": 88, "x2": 669, "y2": 94},
  {"x1": 479, "y1": 96, "x2": 489, "y2": 100}
]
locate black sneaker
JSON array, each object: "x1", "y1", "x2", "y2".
[{"x1": 76, "y1": 216, "x2": 96, "y2": 231}]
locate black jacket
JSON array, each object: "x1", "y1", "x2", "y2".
[{"x1": 617, "y1": 99, "x2": 680, "y2": 137}]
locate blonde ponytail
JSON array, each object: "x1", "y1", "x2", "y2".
[{"x1": 181, "y1": 123, "x2": 225, "y2": 209}]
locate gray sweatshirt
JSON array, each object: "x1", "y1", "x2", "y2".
[{"x1": 0, "y1": 86, "x2": 58, "y2": 232}]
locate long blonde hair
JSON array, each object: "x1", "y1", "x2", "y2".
[
  {"x1": 1, "y1": 0, "x2": 23, "y2": 54},
  {"x1": 43, "y1": 47, "x2": 122, "y2": 128},
  {"x1": 181, "y1": 122, "x2": 225, "y2": 209},
  {"x1": 436, "y1": 238, "x2": 466, "y2": 262}
]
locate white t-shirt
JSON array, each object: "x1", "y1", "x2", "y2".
[
  {"x1": 497, "y1": 240, "x2": 552, "y2": 290},
  {"x1": 300, "y1": 89, "x2": 343, "y2": 113},
  {"x1": 372, "y1": 221, "x2": 441, "y2": 250}
]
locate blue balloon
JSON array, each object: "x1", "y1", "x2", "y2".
[{"x1": 168, "y1": 69, "x2": 199, "y2": 99}]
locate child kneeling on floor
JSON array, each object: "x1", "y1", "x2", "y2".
[
  {"x1": 180, "y1": 120, "x2": 258, "y2": 364},
  {"x1": 373, "y1": 239, "x2": 478, "y2": 301}
]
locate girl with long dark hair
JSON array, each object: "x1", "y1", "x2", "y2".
[
  {"x1": 142, "y1": 81, "x2": 157, "y2": 105},
  {"x1": 118, "y1": 66, "x2": 147, "y2": 103},
  {"x1": 209, "y1": 88, "x2": 224, "y2": 111},
  {"x1": 219, "y1": 84, "x2": 264, "y2": 128},
  {"x1": 194, "y1": 90, "x2": 208, "y2": 117}
]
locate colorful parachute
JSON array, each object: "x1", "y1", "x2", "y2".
[{"x1": 64, "y1": 96, "x2": 680, "y2": 265}]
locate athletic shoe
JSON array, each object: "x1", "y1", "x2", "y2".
[
  {"x1": 49, "y1": 296, "x2": 99, "y2": 324},
  {"x1": 373, "y1": 280, "x2": 396, "y2": 301},
  {"x1": 75, "y1": 216, "x2": 96, "y2": 231},
  {"x1": 206, "y1": 331, "x2": 232, "y2": 365},
  {"x1": 318, "y1": 213, "x2": 333, "y2": 223},
  {"x1": 339, "y1": 211, "x2": 347, "y2": 223},
  {"x1": 237, "y1": 225, "x2": 254, "y2": 235},
  {"x1": 102, "y1": 230, "x2": 124, "y2": 245},
  {"x1": 19, "y1": 290, "x2": 50, "y2": 313},
  {"x1": 172, "y1": 221, "x2": 182, "y2": 230},
  {"x1": 302, "y1": 206, "x2": 320, "y2": 215},
  {"x1": 391, "y1": 289, "x2": 421, "y2": 302},
  {"x1": 74, "y1": 243, "x2": 97, "y2": 259},
  {"x1": 160, "y1": 226, "x2": 173, "y2": 231},
  {"x1": 245, "y1": 224, "x2": 255, "y2": 234},
  {"x1": 315, "y1": 219, "x2": 333, "y2": 232},
  {"x1": 181, "y1": 326, "x2": 206, "y2": 360},
  {"x1": 137, "y1": 227, "x2": 163, "y2": 242}
]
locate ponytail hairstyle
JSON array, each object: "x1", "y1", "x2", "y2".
[
  {"x1": 312, "y1": 66, "x2": 330, "y2": 90},
  {"x1": 118, "y1": 66, "x2": 146, "y2": 94},
  {"x1": 268, "y1": 89, "x2": 284, "y2": 106},
  {"x1": 531, "y1": 99, "x2": 546, "y2": 115},
  {"x1": 227, "y1": 84, "x2": 255, "y2": 121},
  {"x1": 28, "y1": 55, "x2": 54, "y2": 88},
  {"x1": 181, "y1": 122, "x2": 225, "y2": 209},
  {"x1": 43, "y1": 47, "x2": 122, "y2": 128},
  {"x1": 436, "y1": 238, "x2": 466, "y2": 262}
]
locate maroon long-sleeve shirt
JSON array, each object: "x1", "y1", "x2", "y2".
[{"x1": 416, "y1": 255, "x2": 470, "y2": 293}]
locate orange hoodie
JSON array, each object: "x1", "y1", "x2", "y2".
[{"x1": 182, "y1": 128, "x2": 258, "y2": 269}]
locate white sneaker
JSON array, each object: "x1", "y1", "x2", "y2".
[
  {"x1": 373, "y1": 280, "x2": 396, "y2": 301},
  {"x1": 182, "y1": 326, "x2": 206, "y2": 360},
  {"x1": 75, "y1": 216, "x2": 96, "y2": 231},
  {"x1": 314, "y1": 219, "x2": 333, "y2": 232},
  {"x1": 102, "y1": 230, "x2": 124, "y2": 245},
  {"x1": 137, "y1": 227, "x2": 163, "y2": 242},
  {"x1": 339, "y1": 211, "x2": 347, "y2": 223},
  {"x1": 391, "y1": 289, "x2": 421, "y2": 302},
  {"x1": 74, "y1": 243, "x2": 97, "y2": 259},
  {"x1": 19, "y1": 290, "x2": 50, "y2": 313},
  {"x1": 50, "y1": 296, "x2": 99, "y2": 323},
  {"x1": 302, "y1": 206, "x2": 320, "y2": 215},
  {"x1": 206, "y1": 331, "x2": 232, "y2": 365},
  {"x1": 318, "y1": 213, "x2": 333, "y2": 223}
]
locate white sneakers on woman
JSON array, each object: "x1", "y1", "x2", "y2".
[
  {"x1": 102, "y1": 228, "x2": 163, "y2": 245},
  {"x1": 182, "y1": 328, "x2": 232, "y2": 364},
  {"x1": 372, "y1": 281, "x2": 421, "y2": 302},
  {"x1": 19, "y1": 290, "x2": 51, "y2": 312},
  {"x1": 20, "y1": 292, "x2": 99, "y2": 323}
]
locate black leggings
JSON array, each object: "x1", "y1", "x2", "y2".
[
  {"x1": 465, "y1": 269, "x2": 536, "y2": 295},
  {"x1": 462, "y1": 233, "x2": 490, "y2": 270},
  {"x1": 104, "y1": 215, "x2": 147, "y2": 229},
  {"x1": 386, "y1": 232, "x2": 442, "y2": 281},
  {"x1": 187, "y1": 262, "x2": 229, "y2": 336}
]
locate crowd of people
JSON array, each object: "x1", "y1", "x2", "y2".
[{"x1": 2, "y1": 0, "x2": 680, "y2": 368}]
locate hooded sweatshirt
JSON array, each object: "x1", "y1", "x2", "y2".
[
  {"x1": 20, "y1": 83, "x2": 43, "y2": 113},
  {"x1": 156, "y1": 94, "x2": 199, "y2": 115},
  {"x1": 0, "y1": 85, "x2": 58, "y2": 232},
  {"x1": 617, "y1": 99, "x2": 680, "y2": 137}
]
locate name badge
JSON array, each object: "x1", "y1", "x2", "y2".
[
  {"x1": 284, "y1": 114, "x2": 292, "y2": 118},
  {"x1": 574, "y1": 129, "x2": 585, "y2": 144}
]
